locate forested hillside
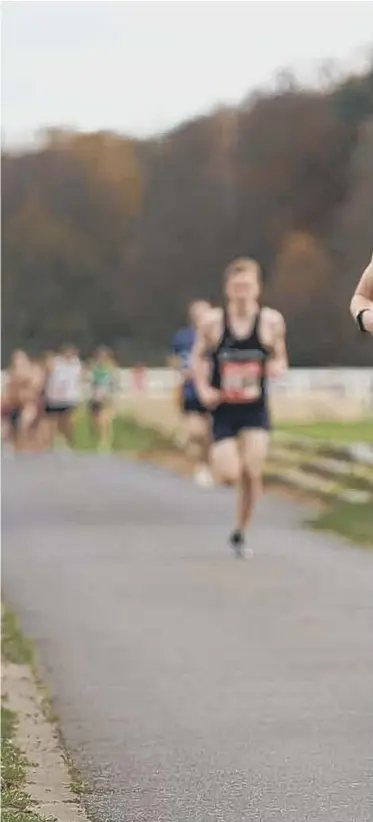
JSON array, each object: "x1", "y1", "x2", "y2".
[{"x1": 2, "y1": 65, "x2": 373, "y2": 365}]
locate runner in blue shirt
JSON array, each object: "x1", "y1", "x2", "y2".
[{"x1": 171, "y1": 301, "x2": 213, "y2": 487}]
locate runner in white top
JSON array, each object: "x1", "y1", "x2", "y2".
[{"x1": 44, "y1": 345, "x2": 82, "y2": 447}]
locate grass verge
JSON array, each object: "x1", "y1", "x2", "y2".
[
  {"x1": 2, "y1": 604, "x2": 58, "y2": 724},
  {"x1": 1, "y1": 606, "x2": 52, "y2": 821},
  {"x1": 278, "y1": 420, "x2": 373, "y2": 444},
  {"x1": 1, "y1": 703, "x2": 56, "y2": 822},
  {"x1": 74, "y1": 411, "x2": 373, "y2": 451},
  {"x1": 1, "y1": 605, "x2": 87, "y2": 813},
  {"x1": 61, "y1": 750, "x2": 88, "y2": 796},
  {"x1": 1, "y1": 605, "x2": 34, "y2": 666},
  {"x1": 73, "y1": 410, "x2": 175, "y2": 453},
  {"x1": 310, "y1": 501, "x2": 373, "y2": 546}
]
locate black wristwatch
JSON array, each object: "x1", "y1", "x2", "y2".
[{"x1": 356, "y1": 308, "x2": 371, "y2": 333}]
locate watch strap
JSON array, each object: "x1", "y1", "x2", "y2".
[{"x1": 356, "y1": 309, "x2": 370, "y2": 332}]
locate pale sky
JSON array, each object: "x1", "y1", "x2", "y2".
[{"x1": 2, "y1": 1, "x2": 373, "y2": 147}]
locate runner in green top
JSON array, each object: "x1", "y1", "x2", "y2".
[{"x1": 87, "y1": 347, "x2": 118, "y2": 452}]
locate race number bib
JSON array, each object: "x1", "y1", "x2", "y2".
[{"x1": 221, "y1": 361, "x2": 262, "y2": 403}]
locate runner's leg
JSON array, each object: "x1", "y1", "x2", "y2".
[
  {"x1": 237, "y1": 428, "x2": 269, "y2": 530},
  {"x1": 38, "y1": 410, "x2": 51, "y2": 451},
  {"x1": 96, "y1": 405, "x2": 114, "y2": 452},
  {"x1": 1, "y1": 413, "x2": 10, "y2": 444},
  {"x1": 8, "y1": 410, "x2": 20, "y2": 451},
  {"x1": 45, "y1": 409, "x2": 58, "y2": 450},
  {"x1": 185, "y1": 412, "x2": 212, "y2": 485},
  {"x1": 16, "y1": 403, "x2": 37, "y2": 451},
  {"x1": 210, "y1": 438, "x2": 241, "y2": 486},
  {"x1": 89, "y1": 404, "x2": 99, "y2": 442},
  {"x1": 58, "y1": 408, "x2": 75, "y2": 447},
  {"x1": 26, "y1": 401, "x2": 43, "y2": 452}
]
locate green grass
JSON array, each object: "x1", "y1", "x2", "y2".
[
  {"x1": 1, "y1": 605, "x2": 34, "y2": 666},
  {"x1": 1, "y1": 607, "x2": 49, "y2": 821},
  {"x1": 73, "y1": 411, "x2": 373, "y2": 450},
  {"x1": 2, "y1": 605, "x2": 60, "y2": 724},
  {"x1": 310, "y1": 501, "x2": 373, "y2": 546},
  {"x1": 277, "y1": 420, "x2": 373, "y2": 444},
  {"x1": 2, "y1": 605, "x2": 87, "y2": 804},
  {"x1": 73, "y1": 410, "x2": 174, "y2": 453},
  {"x1": 275, "y1": 423, "x2": 373, "y2": 544},
  {"x1": 1, "y1": 704, "x2": 56, "y2": 822},
  {"x1": 61, "y1": 750, "x2": 88, "y2": 796}
]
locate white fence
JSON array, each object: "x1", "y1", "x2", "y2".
[
  {"x1": 120, "y1": 367, "x2": 373, "y2": 404},
  {"x1": 2, "y1": 367, "x2": 373, "y2": 413}
]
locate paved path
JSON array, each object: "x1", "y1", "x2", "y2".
[{"x1": 2, "y1": 452, "x2": 373, "y2": 822}]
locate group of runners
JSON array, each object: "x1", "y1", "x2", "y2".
[{"x1": 1, "y1": 345, "x2": 118, "y2": 453}]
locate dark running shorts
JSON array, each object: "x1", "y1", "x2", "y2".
[
  {"x1": 7, "y1": 408, "x2": 22, "y2": 430},
  {"x1": 88, "y1": 400, "x2": 111, "y2": 414},
  {"x1": 182, "y1": 396, "x2": 209, "y2": 416},
  {"x1": 212, "y1": 404, "x2": 270, "y2": 443},
  {"x1": 44, "y1": 404, "x2": 76, "y2": 415}
]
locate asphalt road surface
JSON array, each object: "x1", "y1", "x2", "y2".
[{"x1": 2, "y1": 451, "x2": 373, "y2": 822}]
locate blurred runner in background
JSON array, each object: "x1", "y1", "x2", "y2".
[
  {"x1": 171, "y1": 300, "x2": 214, "y2": 487},
  {"x1": 2, "y1": 350, "x2": 36, "y2": 451},
  {"x1": 44, "y1": 345, "x2": 82, "y2": 449},
  {"x1": 87, "y1": 346, "x2": 118, "y2": 452},
  {"x1": 192, "y1": 258, "x2": 288, "y2": 557},
  {"x1": 351, "y1": 252, "x2": 373, "y2": 336},
  {"x1": 26, "y1": 357, "x2": 49, "y2": 452}
]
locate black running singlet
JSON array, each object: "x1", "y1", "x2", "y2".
[{"x1": 211, "y1": 310, "x2": 270, "y2": 410}]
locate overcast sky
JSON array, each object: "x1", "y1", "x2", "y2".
[{"x1": 2, "y1": 1, "x2": 373, "y2": 146}]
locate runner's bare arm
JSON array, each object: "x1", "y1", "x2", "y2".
[
  {"x1": 266, "y1": 311, "x2": 288, "y2": 379},
  {"x1": 169, "y1": 353, "x2": 193, "y2": 386},
  {"x1": 167, "y1": 354, "x2": 180, "y2": 369},
  {"x1": 350, "y1": 255, "x2": 373, "y2": 334},
  {"x1": 191, "y1": 321, "x2": 211, "y2": 390},
  {"x1": 191, "y1": 312, "x2": 222, "y2": 408}
]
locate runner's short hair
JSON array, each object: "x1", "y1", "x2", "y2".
[
  {"x1": 223, "y1": 257, "x2": 262, "y2": 283},
  {"x1": 188, "y1": 299, "x2": 210, "y2": 310},
  {"x1": 60, "y1": 343, "x2": 78, "y2": 356}
]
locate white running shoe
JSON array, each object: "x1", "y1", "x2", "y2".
[
  {"x1": 229, "y1": 530, "x2": 254, "y2": 559},
  {"x1": 194, "y1": 464, "x2": 214, "y2": 488}
]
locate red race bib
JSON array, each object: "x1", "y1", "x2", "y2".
[{"x1": 221, "y1": 361, "x2": 262, "y2": 403}]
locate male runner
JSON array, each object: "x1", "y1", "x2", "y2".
[
  {"x1": 192, "y1": 258, "x2": 288, "y2": 556},
  {"x1": 171, "y1": 300, "x2": 213, "y2": 487},
  {"x1": 350, "y1": 252, "x2": 373, "y2": 335},
  {"x1": 2, "y1": 350, "x2": 35, "y2": 451},
  {"x1": 44, "y1": 345, "x2": 82, "y2": 447},
  {"x1": 87, "y1": 347, "x2": 118, "y2": 452}
]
